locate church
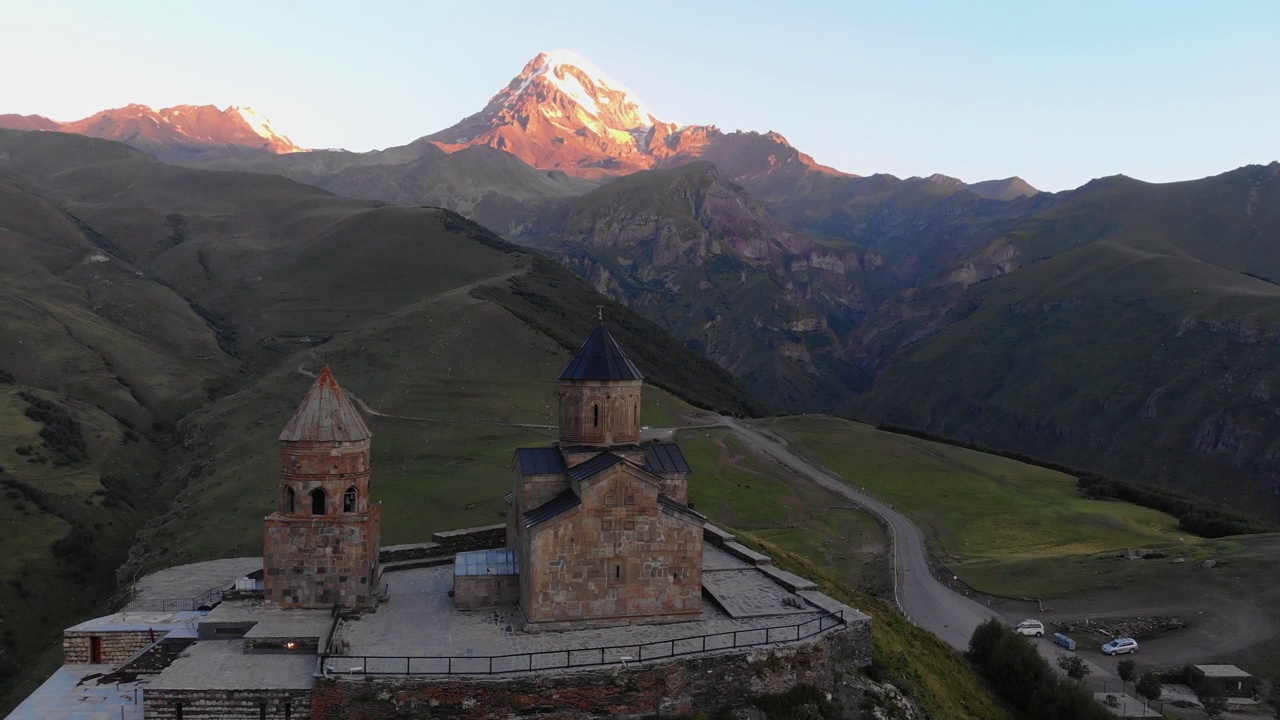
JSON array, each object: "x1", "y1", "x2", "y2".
[{"x1": 489, "y1": 321, "x2": 706, "y2": 629}]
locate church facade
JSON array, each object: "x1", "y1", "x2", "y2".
[{"x1": 493, "y1": 323, "x2": 706, "y2": 629}]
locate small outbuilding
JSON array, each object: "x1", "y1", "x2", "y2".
[{"x1": 1188, "y1": 664, "x2": 1255, "y2": 698}]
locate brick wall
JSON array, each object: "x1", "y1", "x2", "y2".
[
  {"x1": 63, "y1": 630, "x2": 156, "y2": 666},
  {"x1": 145, "y1": 688, "x2": 310, "y2": 720},
  {"x1": 310, "y1": 622, "x2": 871, "y2": 719}
]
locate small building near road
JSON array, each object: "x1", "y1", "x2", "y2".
[{"x1": 1188, "y1": 664, "x2": 1255, "y2": 698}]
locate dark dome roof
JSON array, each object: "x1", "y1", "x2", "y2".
[{"x1": 558, "y1": 324, "x2": 644, "y2": 381}]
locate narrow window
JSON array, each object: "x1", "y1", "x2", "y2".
[
  {"x1": 259, "y1": 701, "x2": 267, "y2": 720},
  {"x1": 592, "y1": 403, "x2": 599, "y2": 427},
  {"x1": 285, "y1": 702, "x2": 291, "y2": 720},
  {"x1": 176, "y1": 703, "x2": 183, "y2": 720},
  {"x1": 343, "y1": 486, "x2": 357, "y2": 513},
  {"x1": 310, "y1": 488, "x2": 326, "y2": 516},
  {"x1": 607, "y1": 560, "x2": 625, "y2": 587},
  {"x1": 284, "y1": 486, "x2": 295, "y2": 514},
  {"x1": 624, "y1": 495, "x2": 635, "y2": 506}
]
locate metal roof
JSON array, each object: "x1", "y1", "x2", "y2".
[
  {"x1": 659, "y1": 494, "x2": 707, "y2": 523},
  {"x1": 522, "y1": 489, "x2": 582, "y2": 528},
  {"x1": 566, "y1": 452, "x2": 624, "y2": 482},
  {"x1": 642, "y1": 443, "x2": 691, "y2": 474},
  {"x1": 558, "y1": 324, "x2": 644, "y2": 381},
  {"x1": 278, "y1": 366, "x2": 371, "y2": 442},
  {"x1": 454, "y1": 548, "x2": 518, "y2": 576},
  {"x1": 514, "y1": 448, "x2": 568, "y2": 475}
]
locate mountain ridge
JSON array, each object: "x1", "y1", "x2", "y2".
[{"x1": 0, "y1": 104, "x2": 301, "y2": 161}]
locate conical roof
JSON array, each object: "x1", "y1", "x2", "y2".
[
  {"x1": 558, "y1": 324, "x2": 644, "y2": 381},
  {"x1": 278, "y1": 366, "x2": 371, "y2": 442}
]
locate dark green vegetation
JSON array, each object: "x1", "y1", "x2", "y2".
[
  {"x1": 966, "y1": 619, "x2": 1114, "y2": 720},
  {"x1": 0, "y1": 128, "x2": 759, "y2": 710},
  {"x1": 745, "y1": 535, "x2": 1012, "y2": 720}
]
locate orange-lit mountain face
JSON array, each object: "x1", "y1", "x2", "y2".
[
  {"x1": 428, "y1": 51, "x2": 849, "y2": 181},
  {"x1": 0, "y1": 104, "x2": 301, "y2": 161}
]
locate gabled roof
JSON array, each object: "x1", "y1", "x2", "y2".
[
  {"x1": 523, "y1": 489, "x2": 582, "y2": 528},
  {"x1": 642, "y1": 443, "x2": 691, "y2": 474},
  {"x1": 659, "y1": 494, "x2": 707, "y2": 524},
  {"x1": 558, "y1": 324, "x2": 644, "y2": 381},
  {"x1": 278, "y1": 366, "x2": 371, "y2": 443},
  {"x1": 514, "y1": 448, "x2": 568, "y2": 475},
  {"x1": 566, "y1": 452, "x2": 625, "y2": 482}
]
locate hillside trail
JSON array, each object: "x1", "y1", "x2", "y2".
[{"x1": 707, "y1": 417, "x2": 1114, "y2": 680}]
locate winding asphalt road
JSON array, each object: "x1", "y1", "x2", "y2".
[{"x1": 715, "y1": 417, "x2": 1002, "y2": 650}]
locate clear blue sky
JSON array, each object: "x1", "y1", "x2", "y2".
[{"x1": 5, "y1": 0, "x2": 1278, "y2": 191}]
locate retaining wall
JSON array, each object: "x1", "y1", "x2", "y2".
[{"x1": 310, "y1": 621, "x2": 871, "y2": 719}]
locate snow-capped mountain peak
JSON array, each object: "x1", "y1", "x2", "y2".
[
  {"x1": 229, "y1": 106, "x2": 295, "y2": 148},
  {"x1": 509, "y1": 50, "x2": 657, "y2": 130}
]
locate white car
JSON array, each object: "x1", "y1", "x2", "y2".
[
  {"x1": 1102, "y1": 637, "x2": 1138, "y2": 655},
  {"x1": 1014, "y1": 620, "x2": 1045, "y2": 637}
]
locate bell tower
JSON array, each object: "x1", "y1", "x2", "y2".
[
  {"x1": 557, "y1": 320, "x2": 643, "y2": 450},
  {"x1": 263, "y1": 366, "x2": 381, "y2": 608}
]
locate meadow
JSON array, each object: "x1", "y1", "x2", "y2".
[{"x1": 761, "y1": 415, "x2": 1205, "y2": 597}]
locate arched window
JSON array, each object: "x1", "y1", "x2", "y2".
[
  {"x1": 284, "y1": 486, "x2": 295, "y2": 514},
  {"x1": 343, "y1": 486, "x2": 357, "y2": 513},
  {"x1": 310, "y1": 488, "x2": 326, "y2": 516},
  {"x1": 592, "y1": 403, "x2": 600, "y2": 428}
]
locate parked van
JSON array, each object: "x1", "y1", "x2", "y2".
[{"x1": 1015, "y1": 620, "x2": 1045, "y2": 637}]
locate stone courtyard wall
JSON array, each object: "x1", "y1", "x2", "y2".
[
  {"x1": 63, "y1": 630, "x2": 155, "y2": 666},
  {"x1": 310, "y1": 622, "x2": 871, "y2": 719},
  {"x1": 145, "y1": 688, "x2": 311, "y2": 720}
]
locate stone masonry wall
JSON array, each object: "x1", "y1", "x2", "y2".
[
  {"x1": 310, "y1": 623, "x2": 872, "y2": 719},
  {"x1": 63, "y1": 630, "x2": 155, "y2": 666},
  {"x1": 263, "y1": 507, "x2": 381, "y2": 609},
  {"x1": 145, "y1": 688, "x2": 311, "y2": 720},
  {"x1": 453, "y1": 574, "x2": 519, "y2": 610},
  {"x1": 524, "y1": 463, "x2": 702, "y2": 627}
]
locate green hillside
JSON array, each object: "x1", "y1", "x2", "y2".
[
  {"x1": 854, "y1": 165, "x2": 1280, "y2": 522},
  {"x1": 0, "y1": 129, "x2": 763, "y2": 710}
]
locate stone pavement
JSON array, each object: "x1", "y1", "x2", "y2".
[
  {"x1": 148, "y1": 641, "x2": 316, "y2": 691},
  {"x1": 128, "y1": 557, "x2": 261, "y2": 609},
  {"x1": 5, "y1": 665, "x2": 145, "y2": 720},
  {"x1": 332, "y1": 563, "x2": 852, "y2": 675}
]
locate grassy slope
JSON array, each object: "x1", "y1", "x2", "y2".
[
  {"x1": 679, "y1": 427, "x2": 889, "y2": 594},
  {"x1": 0, "y1": 129, "x2": 766, "y2": 710},
  {"x1": 763, "y1": 415, "x2": 1208, "y2": 598},
  {"x1": 853, "y1": 165, "x2": 1280, "y2": 522}
]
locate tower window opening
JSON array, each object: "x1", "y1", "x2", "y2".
[
  {"x1": 310, "y1": 488, "x2": 326, "y2": 516},
  {"x1": 284, "y1": 486, "x2": 295, "y2": 513},
  {"x1": 343, "y1": 486, "x2": 357, "y2": 513},
  {"x1": 592, "y1": 403, "x2": 600, "y2": 428}
]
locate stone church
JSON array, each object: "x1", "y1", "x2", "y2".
[{"x1": 472, "y1": 322, "x2": 706, "y2": 629}]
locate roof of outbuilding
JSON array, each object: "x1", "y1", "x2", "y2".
[
  {"x1": 558, "y1": 324, "x2": 644, "y2": 381},
  {"x1": 642, "y1": 443, "x2": 691, "y2": 474},
  {"x1": 514, "y1": 448, "x2": 568, "y2": 475},
  {"x1": 522, "y1": 489, "x2": 582, "y2": 528},
  {"x1": 278, "y1": 366, "x2": 371, "y2": 443}
]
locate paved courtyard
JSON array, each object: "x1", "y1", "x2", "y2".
[
  {"x1": 127, "y1": 557, "x2": 262, "y2": 609},
  {"x1": 332, "y1": 545, "x2": 862, "y2": 676}
]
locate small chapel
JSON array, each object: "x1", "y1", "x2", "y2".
[{"x1": 452, "y1": 322, "x2": 707, "y2": 629}]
